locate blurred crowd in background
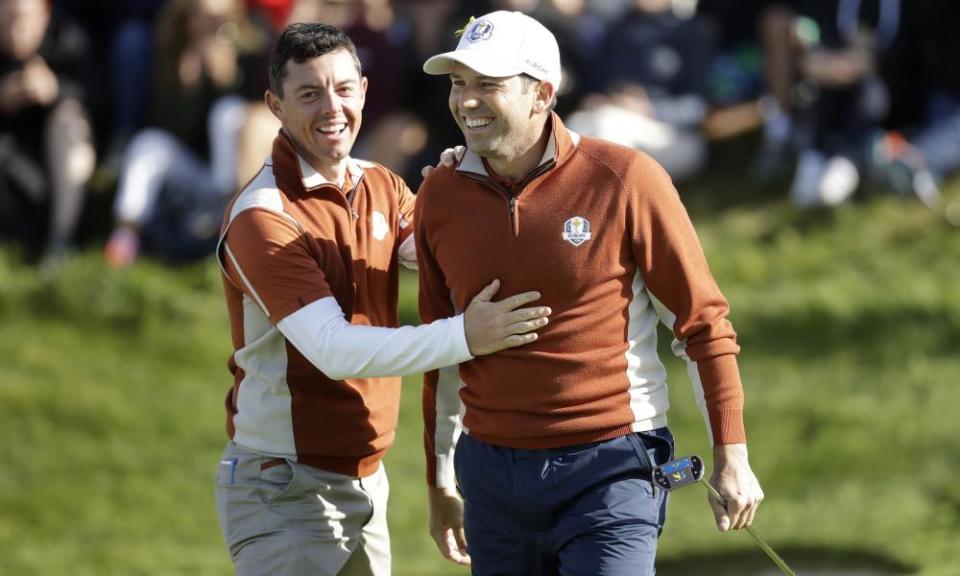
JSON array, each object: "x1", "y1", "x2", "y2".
[{"x1": 1, "y1": 0, "x2": 958, "y2": 271}]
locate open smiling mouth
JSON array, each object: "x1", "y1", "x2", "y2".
[
  {"x1": 317, "y1": 123, "x2": 347, "y2": 136},
  {"x1": 464, "y1": 117, "x2": 493, "y2": 129}
]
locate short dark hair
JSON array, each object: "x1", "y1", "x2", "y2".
[{"x1": 268, "y1": 22, "x2": 362, "y2": 97}]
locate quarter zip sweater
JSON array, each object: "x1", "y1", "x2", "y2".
[{"x1": 417, "y1": 114, "x2": 745, "y2": 488}]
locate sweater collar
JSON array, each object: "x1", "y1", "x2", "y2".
[{"x1": 272, "y1": 130, "x2": 364, "y2": 193}]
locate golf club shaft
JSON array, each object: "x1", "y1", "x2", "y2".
[
  {"x1": 743, "y1": 525, "x2": 796, "y2": 576},
  {"x1": 700, "y1": 481, "x2": 797, "y2": 576}
]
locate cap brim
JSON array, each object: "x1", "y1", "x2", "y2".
[{"x1": 423, "y1": 50, "x2": 525, "y2": 78}]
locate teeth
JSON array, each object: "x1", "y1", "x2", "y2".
[
  {"x1": 318, "y1": 124, "x2": 346, "y2": 134},
  {"x1": 465, "y1": 117, "x2": 493, "y2": 128}
]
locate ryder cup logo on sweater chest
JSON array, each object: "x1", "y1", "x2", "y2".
[
  {"x1": 562, "y1": 216, "x2": 592, "y2": 246},
  {"x1": 371, "y1": 211, "x2": 389, "y2": 241}
]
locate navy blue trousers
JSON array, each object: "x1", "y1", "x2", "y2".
[{"x1": 455, "y1": 428, "x2": 674, "y2": 576}]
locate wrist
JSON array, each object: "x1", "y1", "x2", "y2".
[
  {"x1": 713, "y1": 443, "x2": 748, "y2": 468},
  {"x1": 453, "y1": 313, "x2": 476, "y2": 360},
  {"x1": 428, "y1": 485, "x2": 460, "y2": 503}
]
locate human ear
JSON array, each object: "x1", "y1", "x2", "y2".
[
  {"x1": 265, "y1": 89, "x2": 284, "y2": 121},
  {"x1": 535, "y1": 81, "x2": 557, "y2": 113}
]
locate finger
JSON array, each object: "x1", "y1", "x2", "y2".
[
  {"x1": 503, "y1": 317, "x2": 549, "y2": 336},
  {"x1": 443, "y1": 530, "x2": 470, "y2": 565},
  {"x1": 422, "y1": 164, "x2": 434, "y2": 179},
  {"x1": 742, "y1": 498, "x2": 758, "y2": 528},
  {"x1": 431, "y1": 528, "x2": 454, "y2": 562},
  {"x1": 495, "y1": 290, "x2": 542, "y2": 312},
  {"x1": 429, "y1": 529, "x2": 445, "y2": 553},
  {"x1": 730, "y1": 507, "x2": 745, "y2": 530},
  {"x1": 454, "y1": 145, "x2": 466, "y2": 161},
  {"x1": 708, "y1": 492, "x2": 731, "y2": 532},
  {"x1": 454, "y1": 526, "x2": 468, "y2": 552},
  {"x1": 504, "y1": 306, "x2": 552, "y2": 325},
  {"x1": 440, "y1": 148, "x2": 458, "y2": 167},
  {"x1": 733, "y1": 493, "x2": 755, "y2": 529},
  {"x1": 454, "y1": 527, "x2": 471, "y2": 565},
  {"x1": 471, "y1": 279, "x2": 500, "y2": 304},
  {"x1": 740, "y1": 491, "x2": 761, "y2": 529},
  {"x1": 746, "y1": 489, "x2": 764, "y2": 527},
  {"x1": 726, "y1": 495, "x2": 749, "y2": 530},
  {"x1": 447, "y1": 550, "x2": 470, "y2": 565},
  {"x1": 498, "y1": 333, "x2": 539, "y2": 350}
]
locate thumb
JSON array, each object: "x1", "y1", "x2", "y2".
[
  {"x1": 455, "y1": 527, "x2": 469, "y2": 555},
  {"x1": 472, "y1": 279, "x2": 500, "y2": 303},
  {"x1": 455, "y1": 145, "x2": 466, "y2": 162},
  {"x1": 709, "y1": 494, "x2": 731, "y2": 531},
  {"x1": 441, "y1": 148, "x2": 457, "y2": 167}
]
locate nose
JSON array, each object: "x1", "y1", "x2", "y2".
[
  {"x1": 458, "y1": 87, "x2": 480, "y2": 110},
  {"x1": 319, "y1": 88, "x2": 343, "y2": 115}
]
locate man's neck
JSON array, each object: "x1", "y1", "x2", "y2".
[
  {"x1": 311, "y1": 160, "x2": 348, "y2": 188},
  {"x1": 485, "y1": 119, "x2": 552, "y2": 182},
  {"x1": 284, "y1": 129, "x2": 349, "y2": 187}
]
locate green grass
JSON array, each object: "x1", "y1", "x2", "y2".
[{"x1": 1, "y1": 181, "x2": 958, "y2": 575}]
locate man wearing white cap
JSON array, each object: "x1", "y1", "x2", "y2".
[{"x1": 416, "y1": 10, "x2": 765, "y2": 575}]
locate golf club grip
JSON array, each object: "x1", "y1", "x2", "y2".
[{"x1": 701, "y1": 481, "x2": 797, "y2": 576}]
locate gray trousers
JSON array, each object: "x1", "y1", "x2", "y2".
[{"x1": 215, "y1": 442, "x2": 391, "y2": 576}]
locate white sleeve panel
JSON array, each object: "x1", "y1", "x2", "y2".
[
  {"x1": 649, "y1": 291, "x2": 712, "y2": 442},
  {"x1": 398, "y1": 233, "x2": 418, "y2": 270},
  {"x1": 648, "y1": 292, "x2": 690, "y2": 362},
  {"x1": 277, "y1": 297, "x2": 473, "y2": 380},
  {"x1": 433, "y1": 364, "x2": 464, "y2": 490}
]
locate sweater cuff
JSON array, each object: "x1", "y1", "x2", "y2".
[
  {"x1": 710, "y1": 407, "x2": 746, "y2": 445},
  {"x1": 695, "y1": 354, "x2": 745, "y2": 444}
]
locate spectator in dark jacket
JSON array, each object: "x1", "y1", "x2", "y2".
[
  {"x1": 0, "y1": 0, "x2": 97, "y2": 267},
  {"x1": 104, "y1": 0, "x2": 252, "y2": 267},
  {"x1": 565, "y1": 0, "x2": 716, "y2": 180}
]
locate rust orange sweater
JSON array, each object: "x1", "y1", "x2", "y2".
[{"x1": 416, "y1": 115, "x2": 745, "y2": 488}]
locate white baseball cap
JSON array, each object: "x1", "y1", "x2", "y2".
[{"x1": 423, "y1": 11, "x2": 562, "y2": 91}]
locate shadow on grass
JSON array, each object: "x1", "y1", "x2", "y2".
[{"x1": 657, "y1": 546, "x2": 914, "y2": 575}]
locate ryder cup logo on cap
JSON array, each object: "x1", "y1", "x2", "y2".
[
  {"x1": 467, "y1": 19, "x2": 494, "y2": 42},
  {"x1": 423, "y1": 10, "x2": 562, "y2": 91}
]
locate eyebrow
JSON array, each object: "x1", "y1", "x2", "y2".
[{"x1": 294, "y1": 79, "x2": 359, "y2": 92}]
